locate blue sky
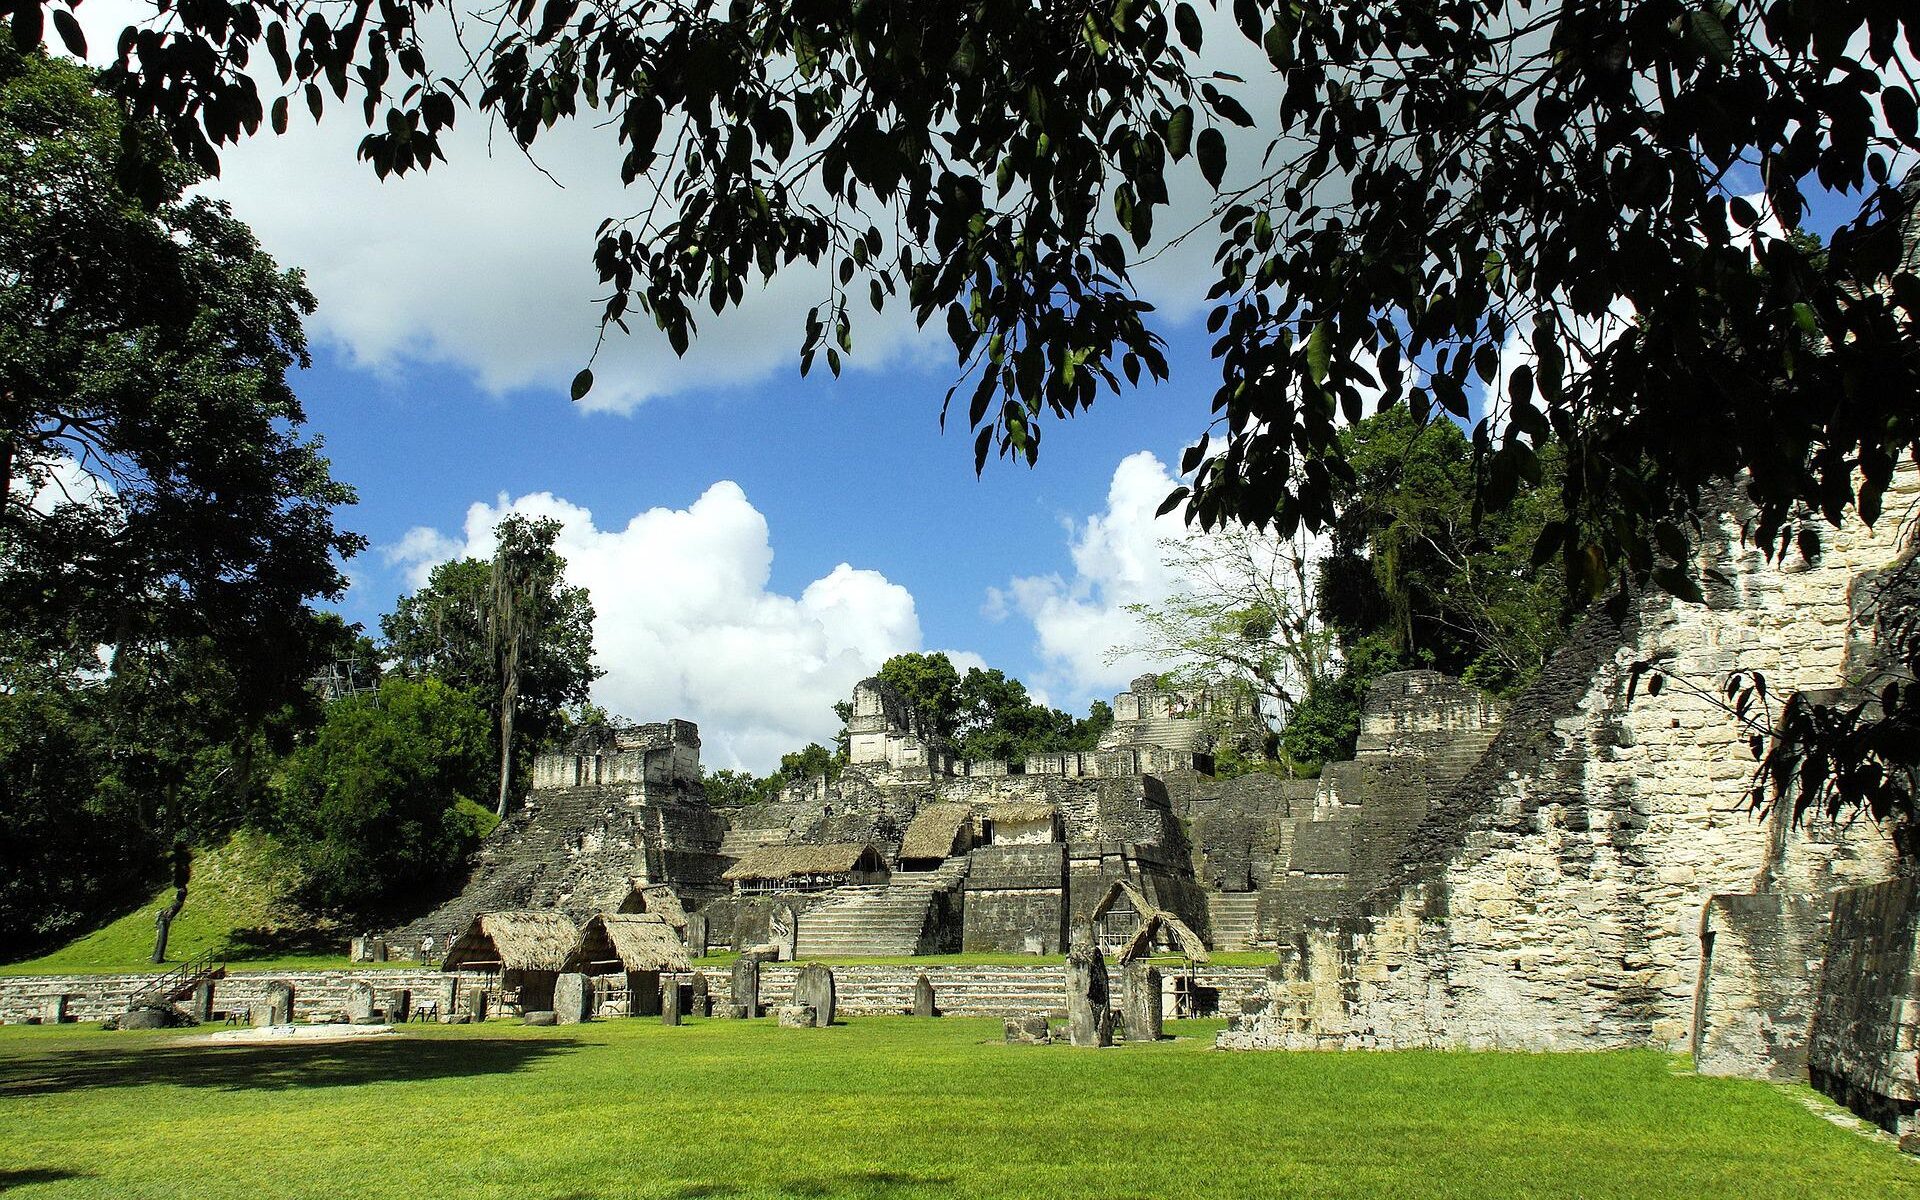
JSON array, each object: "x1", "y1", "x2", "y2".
[{"x1": 64, "y1": 2, "x2": 1900, "y2": 772}]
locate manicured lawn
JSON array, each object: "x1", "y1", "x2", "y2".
[
  {"x1": 0, "y1": 1018, "x2": 1913, "y2": 1199},
  {"x1": 0, "y1": 833, "x2": 370, "y2": 978}
]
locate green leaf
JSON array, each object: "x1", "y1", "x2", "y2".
[
  {"x1": 1197, "y1": 127, "x2": 1226, "y2": 188},
  {"x1": 1687, "y1": 7, "x2": 1734, "y2": 66},
  {"x1": 52, "y1": 8, "x2": 85, "y2": 57},
  {"x1": 1166, "y1": 104, "x2": 1194, "y2": 160},
  {"x1": 1306, "y1": 321, "x2": 1330, "y2": 385},
  {"x1": 570, "y1": 368, "x2": 593, "y2": 401},
  {"x1": 1174, "y1": 3, "x2": 1202, "y2": 51}
]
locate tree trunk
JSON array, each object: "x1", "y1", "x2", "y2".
[
  {"x1": 495, "y1": 668, "x2": 519, "y2": 818},
  {"x1": 150, "y1": 844, "x2": 191, "y2": 964}
]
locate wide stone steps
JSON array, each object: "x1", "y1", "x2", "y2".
[
  {"x1": 1207, "y1": 893, "x2": 1264, "y2": 951},
  {"x1": 795, "y1": 887, "x2": 932, "y2": 957},
  {"x1": 745, "y1": 965, "x2": 1266, "y2": 1019}
]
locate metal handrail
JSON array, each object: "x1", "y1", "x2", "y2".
[{"x1": 128, "y1": 948, "x2": 223, "y2": 1009}]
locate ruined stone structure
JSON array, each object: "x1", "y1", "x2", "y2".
[
  {"x1": 1216, "y1": 473, "x2": 1915, "y2": 1096},
  {"x1": 390, "y1": 720, "x2": 726, "y2": 949}
]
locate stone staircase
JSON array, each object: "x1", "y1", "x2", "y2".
[
  {"x1": 887, "y1": 857, "x2": 969, "y2": 891},
  {"x1": 749, "y1": 964, "x2": 1266, "y2": 1019},
  {"x1": 1206, "y1": 892, "x2": 1263, "y2": 951},
  {"x1": 795, "y1": 886, "x2": 936, "y2": 957}
]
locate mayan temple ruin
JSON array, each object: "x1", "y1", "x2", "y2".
[{"x1": 359, "y1": 453, "x2": 1920, "y2": 1143}]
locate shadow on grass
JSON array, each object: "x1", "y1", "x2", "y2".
[
  {"x1": 650, "y1": 1171, "x2": 956, "y2": 1199},
  {"x1": 0, "y1": 1168, "x2": 91, "y2": 1192},
  {"x1": 0, "y1": 1036, "x2": 575, "y2": 1098}
]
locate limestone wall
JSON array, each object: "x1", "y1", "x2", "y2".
[
  {"x1": 1808, "y1": 876, "x2": 1920, "y2": 1142},
  {"x1": 1221, "y1": 476, "x2": 1914, "y2": 1053},
  {"x1": 0, "y1": 969, "x2": 493, "y2": 1025}
]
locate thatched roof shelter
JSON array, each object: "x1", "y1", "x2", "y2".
[
  {"x1": 1117, "y1": 912, "x2": 1210, "y2": 964},
  {"x1": 722, "y1": 842, "x2": 886, "y2": 882},
  {"x1": 616, "y1": 883, "x2": 690, "y2": 931},
  {"x1": 440, "y1": 910, "x2": 578, "y2": 973},
  {"x1": 1089, "y1": 879, "x2": 1211, "y2": 965},
  {"x1": 989, "y1": 802, "x2": 1057, "y2": 824},
  {"x1": 899, "y1": 803, "x2": 973, "y2": 862},
  {"x1": 569, "y1": 913, "x2": 692, "y2": 975}
]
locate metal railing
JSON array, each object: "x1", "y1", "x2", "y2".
[{"x1": 127, "y1": 948, "x2": 224, "y2": 1010}]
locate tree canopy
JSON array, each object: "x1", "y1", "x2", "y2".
[
  {"x1": 0, "y1": 40, "x2": 362, "y2": 955},
  {"x1": 37, "y1": 0, "x2": 1916, "y2": 595},
  {"x1": 382, "y1": 513, "x2": 600, "y2": 814}
]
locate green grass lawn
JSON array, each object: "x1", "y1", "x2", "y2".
[
  {"x1": 0, "y1": 1017, "x2": 1912, "y2": 1199},
  {"x1": 0, "y1": 833, "x2": 373, "y2": 978}
]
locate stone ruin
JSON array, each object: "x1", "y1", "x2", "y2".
[{"x1": 381, "y1": 453, "x2": 1920, "y2": 1148}]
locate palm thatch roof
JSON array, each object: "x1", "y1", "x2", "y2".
[
  {"x1": 1090, "y1": 878, "x2": 1155, "y2": 923},
  {"x1": 440, "y1": 910, "x2": 578, "y2": 973},
  {"x1": 617, "y1": 883, "x2": 690, "y2": 931},
  {"x1": 569, "y1": 913, "x2": 692, "y2": 974},
  {"x1": 899, "y1": 803, "x2": 973, "y2": 861},
  {"x1": 1089, "y1": 879, "x2": 1211, "y2": 964},
  {"x1": 722, "y1": 842, "x2": 885, "y2": 881},
  {"x1": 988, "y1": 802, "x2": 1057, "y2": 824},
  {"x1": 1116, "y1": 912, "x2": 1211, "y2": 964}
]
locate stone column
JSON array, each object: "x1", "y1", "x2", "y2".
[
  {"x1": 41, "y1": 995, "x2": 69, "y2": 1025},
  {"x1": 662, "y1": 980, "x2": 683, "y2": 1026},
  {"x1": 687, "y1": 913, "x2": 709, "y2": 959},
  {"x1": 553, "y1": 973, "x2": 592, "y2": 1024},
  {"x1": 629, "y1": 970, "x2": 662, "y2": 1017},
  {"x1": 346, "y1": 980, "x2": 376, "y2": 1023},
  {"x1": 730, "y1": 957, "x2": 761, "y2": 1018},
  {"x1": 690, "y1": 972, "x2": 711, "y2": 1017},
  {"x1": 436, "y1": 977, "x2": 459, "y2": 1021},
  {"x1": 188, "y1": 981, "x2": 214, "y2": 1024},
  {"x1": 1065, "y1": 945, "x2": 1114, "y2": 1047},
  {"x1": 1121, "y1": 963, "x2": 1162, "y2": 1042},
  {"x1": 264, "y1": 981, "x2": 295, "y2": 1026},
  {"x1": 386, "y1": 989, "x2": 411, "y2": 1023},
  {"x1": 792, "y1": 963, "x2": 836, "y2": 1028},
  {"x1": 467, "y1": 986, "x2": 490, "y2": 1022},
  {"x1": 913, "y1": 974, "x2": 937, "y2": 1018}
]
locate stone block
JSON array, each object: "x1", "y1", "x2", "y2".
[
  {"x1": 262, "y1": 981, "x2": 295, "y2": 1025},
  {"x1": 386, "y1": 989, "x2": 411, "y2": 1023},
  {"x1": 41, "y1": 995, "x2": 69, "y2": 1025},
  {"x1": 523, "y1": 1011, "x2": 557, "y2": 1027},
  {"x1": 1120, "y1": 963, "x2": 1162, "y2": 1042},
  {"x1": 187, "y1": 981, "x2": 214, "y2": 1024},
  {"x1": 730, "y1": 957, "x2": 761, "y2": 1019},
  {"x1": 467, "y1": 987, "x2": 490, "y2": 1022},
  {"x1": 1003, "y1": 1015, "x2": 1050, "y2": 1045},
  {"x1": 690, "y1": 972, "x2": 711, "y2": 1017},
  {"x1": 118, "y1": 1006, "x2": 173, "y2": 1030},
  {"x1": 777, "y1": 1004, "x2": 817, "y2": 1029},
  {"x1": 792, "y1": 963, "x2": 837, "y2": 1027},
  {"x1": 346, "y1": 981, "x2": 376, "y2": 1024},
  {"x1": 913, "y1": 973, "x2": 937, "y2": 1018},
  {"x1": 1065, "y1": 943, "x2": 1114, "y2": 1048},
  {"x1": 553, "y1": 973, "x2": 593, "y2": 1024}
]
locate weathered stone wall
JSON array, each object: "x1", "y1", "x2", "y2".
[
  {"x1": 1808, "y1": 876, "x2": 1920, "y2": 1142},
  {"x1": 1693, "y1": 892, "x2": 1825, "y2": 1080},
  {"x1": 1221, "y1": 476, "x2": 1913, "y2": 1053},
  {"x1": 0, "y1": 969, "x2": 492, "y2": 1025},
  {"x1": 963, "y1": 844, "x2": 1068, "y2": 953}
]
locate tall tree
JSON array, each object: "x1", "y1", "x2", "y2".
[
  {"x1": 58, "y1": 0, "x2": 1916, "y2": 583},
  {"x1": 1115, "y1": 525, "x2": 1333, "y2": 757},
  {"x1": 271, "y1": 676, "x2": 496, "y2": 917},
  {"x1": 383, "y1": 515, "x2": 600, "y2": 815},
  {"x1": 0, "y1": 40, "x2": 361, "y2": 958}
]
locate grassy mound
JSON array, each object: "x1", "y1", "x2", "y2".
[
  {"x1": 0, "y1": 1018, "x2": 1914, "y2": 1198},
  {"x1": 0, "y1": 831, "x2": 355, "y2": 976}
]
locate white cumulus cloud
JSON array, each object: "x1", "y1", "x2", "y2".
[
  {"x1": 988, "y1": 450, "x2": 1192, "y2": 708},
  {"x1": 385, "y1": 483, "x2": 928, "y2": 772}
]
